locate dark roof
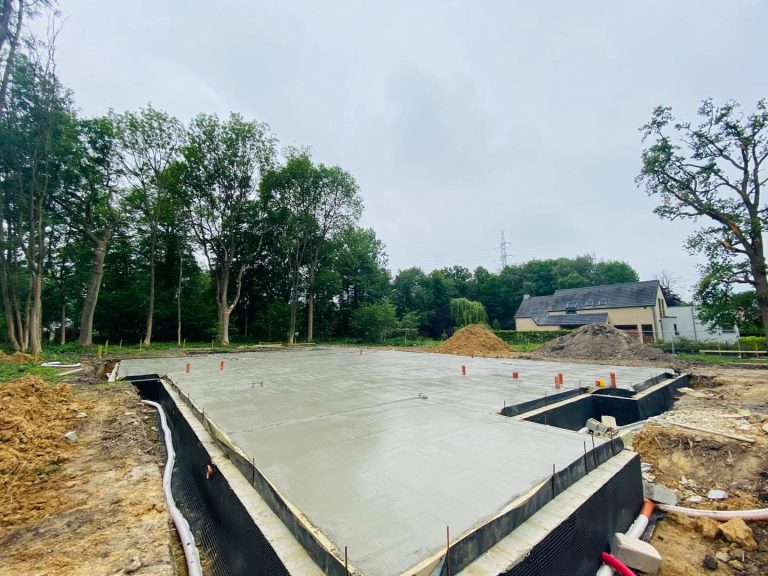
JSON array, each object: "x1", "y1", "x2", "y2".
[
  {"x1": 515, "y1": 280, "x2": 662, "y2": 320},
  {"x1": 532, "y1": 313, "x2": 608, "y2": 327}
]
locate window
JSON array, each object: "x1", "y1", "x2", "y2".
[
  {"x1": 565, "y1": 301, "x2": 578, "y2": 314},
  {"x1": 585, "y1": 299, "x2": 594, "y2": 307},
  {"x1": 530, "y1": 306, "x2": 541, "y2": 314},
  {"x1": 597, "y1": 298, "x2": 608, "y2": 306}
]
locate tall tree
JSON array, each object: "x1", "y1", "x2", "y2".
[
  {"x1": 638, "y1": 99, "x2": 768, "y2": 340},
  {"x1": 56, "y1": 116, "x2": 123, "y2": 346},
  {"x1": 261, "y1": 152, "x2": 362, "y2": 344},
  {"x1": 0, "y1": 46, "x2": 70, "y2": 354},
  {"x1": 181, "y1": 112, "x2": 275, "y2": 344},
  {"x1": 114, "y1": 105, "x2": 184, "y2": 346}
]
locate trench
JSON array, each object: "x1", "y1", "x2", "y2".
[{"x1": 127, "y1": 375, "x2": 290, "y2": 576}]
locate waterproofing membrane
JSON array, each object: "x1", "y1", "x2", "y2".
[{"x1": 127, "y1": 376, "x2": 290, "y2": 576}]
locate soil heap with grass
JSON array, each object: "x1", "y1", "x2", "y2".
[
  {"x1": 434, "y1": 324, "x2": 512, "y2": 356},
  {"x1": 529, "y1": 322, "x2": 671, "y2": 362}
]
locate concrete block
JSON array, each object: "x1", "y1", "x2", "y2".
[
  {"x1": 643, "y1": 481, "x2": 679, "y2": 505},
  {"x1": 601, "y1": 415, "x2": 617, "y2": 429},
  {"x1": 586, "y1": 418, "x2": 609, "y2": 435},
  {"x1": 611, "y1": 533, "x2": 662, "y2": 575}
]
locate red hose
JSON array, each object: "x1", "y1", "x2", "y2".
[{"x1": 600, "y1": 552, "x2": 637, "y2": 576}]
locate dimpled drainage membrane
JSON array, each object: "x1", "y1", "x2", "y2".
[{"x1": 121, "y1": 348, "x2": 671, "y2": 575}]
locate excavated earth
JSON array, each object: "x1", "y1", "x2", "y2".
[
  {"x1": 529, "y1": 322, "x2": 673, "y2": 363},
  {"x1": 433, "y1": 323, "x2": 513, "y2": 356},
  {"x1": 0, "y1": 375, "x2": 179, "y2": 576}
]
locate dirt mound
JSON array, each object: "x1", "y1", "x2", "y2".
[
  {"x1": 530, "y1": 323, "x2": 670, "y2": 362},
  {"x1": 0, "y1": 377, "x2": 81, "y2": 529},
  {"x1": 0, "y1": 350, "x2": 36, "y2": 363},
  {"x1": 434, "y1": 324, "x2": 511, "y2": 356}
]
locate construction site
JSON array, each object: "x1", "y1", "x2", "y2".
[{"x1": 1, "y1": 325, "x2": 768, "y2": 576}]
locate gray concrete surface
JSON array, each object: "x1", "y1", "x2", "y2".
[{"x1": 120, "y1": 348, "x2": 670, "y2": 576}]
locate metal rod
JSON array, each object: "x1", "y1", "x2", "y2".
[
  {"x1": 591, "y1": 434, "x2": 597, "y2": 469},
  {"x1": 345, "y1": 546, "x2": 349, "y2": 575},
  {"x1": 446, "y1": 526, "x2": 451, "y2": 576}
]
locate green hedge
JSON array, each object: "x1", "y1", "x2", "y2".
[
  {"x1": 653, "y1": 336, "x2": 767, "y2": 354},
  {"x1": 493, "y1": 330, "x2": 571, "y2": 344}
]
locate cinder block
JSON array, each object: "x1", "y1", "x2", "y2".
[
  {"x1": 611, "y1": 533, "x2": 662, "y2": 575},
  {"x1": 601, "y1": 415, "x2": 617, "y2": 429},
  {"x1": 642, "y1": 481, "x2": 679, "y2": 505},
  {"x1": 586, "y1": 418, "x2": 609, "y2": 435}
]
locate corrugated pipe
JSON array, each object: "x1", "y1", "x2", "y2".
[
  {"x1": 143, "y1": 400, "x2": 203, "y2": 576},
  {"x1": 596, "y1": 498, "x2": 653, "y2": 576},
  {"x1": 658, "y1": 504, "x2": 768, "y2": 521},
  {"x1": 600, "y1": 552, "x2": 637, "y2": 576}
]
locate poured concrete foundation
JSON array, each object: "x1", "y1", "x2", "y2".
[{"x1": 119, "y1": 348, "x2": 671, "y2": 575}]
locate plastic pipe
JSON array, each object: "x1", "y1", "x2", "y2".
[
  {"x1": 658, "y1": 504, "x2": 768, "y2": 521},
  {"x1": 142, "y1": 400, "x2": 203, "y2": 576},
  {"x1": 600, "y1": 552, "x2": 637, "y2": 576},
  {"x1": 596, "y1": 498, "x2": 653, "y2": 576}
]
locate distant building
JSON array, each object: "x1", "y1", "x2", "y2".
[
  {"x1": 514, "y1": 280, "x2": 668, "y2": 342},
  {"x1": 660, "y1": 306, "x2": 740, "y2": 344}
]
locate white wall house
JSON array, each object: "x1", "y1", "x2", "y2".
[{"x1": 660, "y1": 306, "x2": 740, "y2": 344}]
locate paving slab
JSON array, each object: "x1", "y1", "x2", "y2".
[{"x1": 120, "y1": 348, "x2": 670, "y2": 576}]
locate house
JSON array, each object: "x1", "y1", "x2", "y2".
[
  {"x1": 660, "y1": 306, "x2": 740, "y2": 344},
  {"x1": 514, "y1": 280, "x2": 668, "y2": 342}
]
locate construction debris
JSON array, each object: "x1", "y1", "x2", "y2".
[{"x1": 529, "y1": 323, "x2": 671, "y2": 362}]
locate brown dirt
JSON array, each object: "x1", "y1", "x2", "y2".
[
  {"x1": 529, "y1": 322, "x2": 673, "y2": 363},
  {"x1": 0, "y1": 375, "x2": 177, "y2": 575},
  {"x1": 433, "y1": 324, "x2": 512, "y2": 357},
  {"x1": 0, "y1": 350, "x2": 36, "y2": 363},
  {"x1": 632, "y1": 365, "x2": 768, "y2": 575}
]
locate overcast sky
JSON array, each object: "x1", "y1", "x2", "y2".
[{"x1": 49, "y1": 1, "x2": 767, "y2": 297}]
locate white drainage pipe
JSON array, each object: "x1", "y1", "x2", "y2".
[
  {"x1": 143, "y1": 400, "x2": 203, "y2": 576},
  {"x1": 658, "y1": 504, "x2": 768, "y2": 521},
  {"x1": 596, "y1": 498, "x2": 654, "y2": 576}
]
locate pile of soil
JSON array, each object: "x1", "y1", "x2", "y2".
[
  {"x1": 0, "y1": 350, "x2": 36, "y2": 363},
  {"x1": 434, "y1": 324, "x2": 512, "y2": 356},
  {"x1": 529, "y1": 323, "x2": 671, "y2": 362},
  {"x1": 0, "y1": 377, "x2": 82, "y2": 529}
]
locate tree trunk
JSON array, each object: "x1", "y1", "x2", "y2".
[
  {"x1": 143, "y1": 227, "x2": 156, "y2": 346},
  {"x1": 0, "y1": 257, "x2": 21, "y2": 351},
  {"x1": 78, "y1": 237, "x2": 107, "y2": 346},
  {"x1": 307, "y1": 264, "x2": 315, "y2": 342},
  {"x1": 177, "y1": 255, "x2": 182, "y2": 347},
  {"x1": 217, "y1": 261, "x2": 230, "y2": 345},
  {"x1": 0, "y1": 0, "x2": 23, "y2": 120},
  {"x1": 59, "y1": 295, "x2": 66, "y2": 345},
  {"x1": 30, "y1": 268, "x2": 43, "y2": 356},
  {"x1": 288, "y1": 269, "x2": 299, "y2": 345},
  {"x1": 751, "y1": 252, "x2": 768, "y2": 343}
]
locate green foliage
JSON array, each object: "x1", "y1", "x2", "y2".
[
  {"x1": 449, "y1": 298, "x2": 487, "y2": 327},
  {"x1": 350, "y1": 300, "x2": 398, "y2": 342},
  {"x1": 493, "y1": 329, "x2": 571, "y2": 344},
  {"x1": 638, "y1": 99, "x2": 768, "y2": 340}
]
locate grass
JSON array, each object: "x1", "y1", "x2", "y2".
[{"x1": 0, "y1": 361, "x2": 62, "y2": 384}]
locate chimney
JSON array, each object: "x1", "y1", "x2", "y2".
[{"x1": 523, "y1": 294, "x2": 530, "y2": 300}]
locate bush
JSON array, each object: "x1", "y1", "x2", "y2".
[{"x1": 493, "y1": 329, "x2": 571, "y2": 344}]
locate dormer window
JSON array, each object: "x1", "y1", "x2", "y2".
[
  {"x1": 565, "y1": 301, "x2": 578, "y2": 314},
  {"x1": 597, "y1": 298, "x2": 608, "y2": 306},
  {"x1": 585, "y1": 299, "x2": 594, "y2": 307},
  {"x1": 530, "y1": 306, "x2": 541, "y2": 314}
]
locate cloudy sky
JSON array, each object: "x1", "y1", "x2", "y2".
[{"x1": 49, "y1": 1, "x2": 767, "y2": 297}]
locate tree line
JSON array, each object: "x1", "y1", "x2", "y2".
[{"x1": 0, "y1": 6, "x2": 649, "y2": 352}]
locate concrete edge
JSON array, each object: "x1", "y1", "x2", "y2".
[
  {"x1": 162, "y1": 379, "x2": 326, "y2": 576},
  {"x1": 456, "y1": 449, "x2": 639, "y2": 575}
]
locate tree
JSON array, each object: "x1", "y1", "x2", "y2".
[
  {"x1": 449, "y1": 297, "x2": 486, "y2": 327},
  {"x1": 114, "y1": 105, "x2": 184, "y2": 345},
  {"x1": 56, "y1": 116, "x2": 123, "y2": 346},
  {"x1": 181, "y1": 112, "x2": 275, "y2": 344},
  {"x1": 0, "y1": 47, "x2": 70, "y2": 354},
  {"x1": 654, "y1": 271, "x2": 685, "y2": 306},
  {"x1": 260, "y1": 152, "x2": 362, "y2": 344},
  {"x1": 638, "y1": 99, "x2": 768, "y2": 340},
  {"x1": 350, "y1": 299, "x2": 397, "y2": 342}
]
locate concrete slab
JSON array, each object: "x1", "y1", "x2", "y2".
[{"x1": 120, "y1": 348, "x2": 670, "y2": 576}]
